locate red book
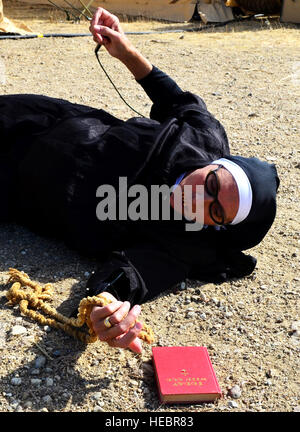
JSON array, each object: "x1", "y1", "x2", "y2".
[{"x1": 152, "y1": 346, "x2": 222, "y2": 404}]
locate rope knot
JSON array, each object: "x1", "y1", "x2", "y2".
[{"x1": 6, "y1": 268, "x2": 154, "y2": 345}]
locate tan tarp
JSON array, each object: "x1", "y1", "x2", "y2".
[
  {"x1": 197, "y1": 1, "x2": 234, "y2": 23},
  {"x1": 281, "y1": 0, "x2": 300, "y2": 24},
  {"x1": 0, "y1": 0, "x2": 33, "y2": 33},
  {"x1": 18, "y1": 0, "x2": 198, "y2": 22}
]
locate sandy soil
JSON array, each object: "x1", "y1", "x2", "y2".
[{"x1": 0, "y1": 1, "x2": 299, "y2": 413}]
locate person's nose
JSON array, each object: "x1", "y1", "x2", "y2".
[{"x1": 204, "y1": 189, "x2": 214, "y2": 204}]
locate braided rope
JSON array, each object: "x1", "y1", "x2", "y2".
[{"x1": 6, "y1": 268, "x2": 154, "y2": 345}]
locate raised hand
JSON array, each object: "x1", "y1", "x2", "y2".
[
  {"x1": 89, "y1": 7, "x2": 152, "y2": 80},
  {"x1": 89, "y1": 7, "x2": 133, "y2": 61}
]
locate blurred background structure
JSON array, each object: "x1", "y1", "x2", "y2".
[
  {"x1": 1, "y1": 1, "x2": 298, "y2": 35},
  {"x1": 0, "y1": 0, "x2": 286, "y2": 25}
]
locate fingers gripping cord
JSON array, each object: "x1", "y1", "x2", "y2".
[{"x1": 6, "y1": 268, "x2": 154, "y2": 345}]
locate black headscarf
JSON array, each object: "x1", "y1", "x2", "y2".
[{"x1": 220, "y1": 156, "x2": 280, "y2": 250}]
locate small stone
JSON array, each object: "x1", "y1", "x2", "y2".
[
  {"x1": 30, "y1": 369, "x2": 40, "y2": 375},
  {"x1": 43, "y1": 326, "x2": 51, "y2": 333},
  {"x1": 84, "y1": 271, "x2": 90, "y2": 277},
  {"x1": 24, "y1": 401, "x2": 33, "y2": 409},
  {"x1": 34, "y1": 355, "x2": 46, "y2": 369},
  {"x1": 46, "y1": 378, "x2": 54, "y2": 386},
  {"x1": 91, "y1": 392, "x2": 102, "y2": 401},
  {"x1": 293, "y1": 406, "x2": 300, "y2": 412},
  {"x1": 200, "y1": 293, "x2": 208, "y2": 302},
  {"x1": 199, "y1": 313, "x2": 207, "y2": 320},
  {"x1": 218, "y1": 405, "x2": 228, "y2": 411},
  {"x1": 228, "y1": 401, "x2": 239, "y2": 408},
  {"x1": 179, "y1": 282, "x2": 186, "y2": 290},
  {"x1": 93, "y1": 406, "x2": 105, "y2": 412},
  {"x1": 228, "y1": 385, "x2": 242, "y2": 399},
  {"x1": 52, "y1": 350, "x2": 61, "y2": 357},
  {"x1": 11, "y1": 378, "x2": 22, "y2": 386},
  {"x1": 31, "y1": 379, "x2": 42, "y2": 386},
  {"x1": 266, "y1": 368, "x2": 276, "y2": 378},
  {"x1": 11, "y1": 325, "x2": 27, "y2": 336},
  {"x1": 42, "y1": 395, "x2": 52, "y2": 404},
  {"x1": 291, "y1": 321, "x2": 300, "y2": 332}
]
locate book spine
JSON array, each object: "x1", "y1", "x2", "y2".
[
  {"x1": 152, "y1": 357, "x2": 164, "y2": 403},
  {"x1": 203, "y1": 347, "x2": 222, "y2": 396}
]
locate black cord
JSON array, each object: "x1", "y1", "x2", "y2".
[
  {"x1": 62, "y1": 0, "x2": 92, "y2": 21},
  {"x1": 95, "y1": 44, "x2": 146, "y2": 118},
  {"x1": 47, "y1": 0, "x2": 76, "y2": 21}
]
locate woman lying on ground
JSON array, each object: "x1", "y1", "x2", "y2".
[{"x1": 0, "y1": 8, "x2": 279, "y2": 354}]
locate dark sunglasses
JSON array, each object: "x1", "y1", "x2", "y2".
[{"x1": 204, "y1": 165, "x2": 226, "y2": 225}]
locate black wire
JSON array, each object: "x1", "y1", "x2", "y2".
[
  {"x1": 0, "y1": 16, "x2": 256, "y2": 40},
  {"x1": 47, "y1": 0, "x2": 78, "y2": 21},
  {"x1": 62, "y1": 0, "x2": 92, "y2": 21},
  {"x1": 0, "y1": 33, "x2": 91, "y2": 39},
  {"x1": 95, "y1": 44, "x2": 146, "y2": 118}
]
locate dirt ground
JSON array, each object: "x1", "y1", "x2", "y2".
[{"x1": 0, "y1": 1, "x2": 299, "y2": 413}]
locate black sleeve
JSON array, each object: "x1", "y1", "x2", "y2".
[
  {"x1": 137, "y1": 66, "x2": 183, "y2": 106},
  {"x1": 137, "y1": 66, "x2": 208, "y2": 123},
  {"x1": 85, "y1": 244, "x2": 189, "y2": 305}
]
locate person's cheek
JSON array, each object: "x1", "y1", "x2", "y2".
[{"x1": 203, "y1": 194, "x2": 213, "y2": 225}]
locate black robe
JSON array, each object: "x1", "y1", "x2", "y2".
[{"x1": 0, "y1": 66, "x2": 263, "y2": 304}]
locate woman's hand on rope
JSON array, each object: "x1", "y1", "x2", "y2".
[
  {"x1": 89, "y1": 7, "x2": 153, "y2": 80},
  {"x1": 90, "y1": 292, "x2": 143, "y2": 354},
  {"x1": 89, "y1": 7, "x2": 133, "y2": 61}
]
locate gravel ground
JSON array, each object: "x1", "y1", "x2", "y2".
[{"x1": 0, "y1": 1, "x2": 299, "y2": 413}]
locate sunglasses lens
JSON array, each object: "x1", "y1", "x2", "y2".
[
  {"x1": 205, "y1": 172, "x2": 218, "y2": 197},
  {"x1": 210, "y1": 201, "x2": 224, "y2": 225}
]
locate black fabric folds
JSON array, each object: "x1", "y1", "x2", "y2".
[{"x1": 0, "y1": 66, "x2": 279, "y2": 306}]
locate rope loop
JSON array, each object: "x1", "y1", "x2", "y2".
[{"x1": 6, "y1": 268, "x2": 154, "y2": 345}]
